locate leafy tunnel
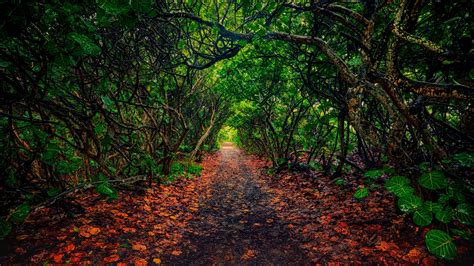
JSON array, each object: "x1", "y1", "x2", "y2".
[{"x1": 0, "y1": 0, "x2": 473, "y2": 263}]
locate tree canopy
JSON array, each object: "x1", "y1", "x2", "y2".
[{"x1": 1, "y1": 0, "x2": 473, "y2": 261}]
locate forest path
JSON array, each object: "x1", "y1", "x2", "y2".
[
  {"x1": 163, "y1": 142, "x2": 308, "y2": 264},
  {"x1": 3, "y1": 143, "x2": 441, "y2": 265}
]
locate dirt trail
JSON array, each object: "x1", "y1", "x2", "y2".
[
  {"x1": 163, "y1": 142, "x2": 308, "y2": 265},
  {"x1": 4, "y1": 143, "x2": 455, "y2": 265}
]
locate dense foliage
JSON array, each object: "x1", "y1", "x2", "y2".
[{"x1": 1, "y1": 0, "x2": 472, "y2": 260}]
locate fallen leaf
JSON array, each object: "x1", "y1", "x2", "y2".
[
  {"x1": 241, "y1": 249, "x2": 256, "y2": 260},
  {"x1": 64, "y1": 243, "x2": 75, "y2": 252},
  {"x1": 53, "y1": 253, "x2": 64, "y2": 263},
  {"x1": 89, "y1": 227, "x2": 101, "y2": 235},
  {"x1": 103, "y1": 254, "x2": 120, "y2": 263},
  {"x1": 153, "y1": 258, "x2": 162, "y2": 264},
  {"x1": 135, "y1": 258, "x2": 148, "y2": 266},
  {"x1": 132, "y1": 243, "x2": 147, "y2": 251},
  {"x1": 171, "y1": 249, "x2": 182, "y2": 256}
]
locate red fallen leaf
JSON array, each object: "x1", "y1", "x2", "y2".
[
  {"x1": 89, "y1": 227, "x2": 100, "y2": 235},
  {"x1": 70, "y1": 252, "x2": 85, "y2": 263},
  {"x1": 144, "y1": 205, "x2": 152, "y2": 212},
  {"x1": 360, "y1": 246, "x2": 373, "y2": 255},
  {"x1": 103, "y1": 254, "x2": 120, "y2": 263},
  {"x1": 53, "y1": 253, "x2": 64, "y2": 263},
  {"x1": 376, "y1": 241, "x2": 399, "y2": 252},
  {"x1": 422, "y1": 256, "x2": 436, "y2": 266},
  {"x1": 344, "y1": 239, "x2": 359, "y2": 248},
  {"x1": 241, "y1": 249, "x2": 256, "y2": 260},
  {"x1": 132, "y1": 243, "x2": 147, "y2": 251},
  {"x1": 64, "y1": 243, "x2": 75, "y2": 252},
  {"x1": 57, "y1": 235, "x2": 68, "y2": 241},
  {"x1": 123, "y1": 227, "x2": 137, "y2": 233},
  {"x1": 79, "y1": 225, "x2": 101, "y2": 238},
  {"x1": 14, "y1": 247, "x2": 26, "y2": 254},
  {"x1": 117, "y1": 262, "x2": 127, "y2": 266},
  {"x1": 70, "y1": 257, "x2": 82, "y2": 263},
  {"x1": 171, "y1": 249, "x2": 182, "y2": 256},
  {"x1": 135, "y1": 258, "x2": 148, "y2": 266}
]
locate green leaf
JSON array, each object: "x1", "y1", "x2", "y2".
[
  {"x1": 425, "y1": 229, "x2": 456, "y2": 260},
  {"x1": 0, "y1": 60, "x2": 12, "y2": 68},
  {"x1": 452, "y1": 152, "x2": 474, "y2": 168},
  {"x1": 438, "y1": 193, "x2": 451, "y2": 204},
  {"x1": 47, "y1": 188, "x2": 61, "y2": 197},
  {"x1": 97, "y1": 0, "x2": 130, "y2": 15},
  {"x1": 354, "y1": 187, "x2": 369, "y2": 199},
  {"x1": 454, "y1": 203, "x2": 474, "y2": 225},
  {"x1": 418, "y1": 170, "x2": 448, "y2": 190},
  {"x1": 11, "y1": 202, "x2": 30, "y2": 223},
  {"x1": 398, "y1": 194, "x2": 423, "y2": 213},
  {"x1": 382, "y1": 166, "x2": 395, "y2": 174},
  {"x1": 69, "y1": 32, "x2": 101, "y2": 56},
  {"x1": 364, "y1": 169, "x2": 384, "y2": 180},
  {"x1": 385, "y1": 176, "x2": 414, "y2": 197},
  {"x1": 450, "y1": 228, "x2": 471, "y2": 240},
  {"x1": 334, "y1": 178, "x2": 345, "y2": 186},
  {"x1": 424, "y1": 201, "x2": 443, "y2": 213},
  {"x1": 419, "y1": 162, "x2": 430, "y2": 172},
  {"x1": 0, "y1": 218, "x2": 12, "y2": 240},
  {"x1": 435, "y1": 207, "x2": 453, "y2": 223},
  {"x1": 96, "y1": 183, "x2": 113, "y2": 195},
  {"x1": 413, "y1": 207, "x2": 432, "y2": 227}
]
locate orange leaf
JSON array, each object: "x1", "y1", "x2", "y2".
[
  {"x1": 171, "y1": 249, "x2": 182, "y2": 256},
  {"x1": 376, "y1": 241, "x2": 399, "y2": 252},
  {"x1": 79, "y1": 231, "x2": 91, "y2": 238},
  {"x1": 53, "y1": 253, "x2": 64, "y2": 263},
  {"x1": 132, "y1": 243, "x2": 147, "y2": 251},
  {"x1": 89, "y1": 227, "x2": 101, "y2": 235},
  {"x1": 103, "y1": 254, "x2": 120, "y2": 263},
  {"x1": 153, "y1": 258, "x2": 162, "y2": 264},
  {"x1": 64, "y1": 243, "x2": 75, "y2": 252},
  {"x1": 134, "y1": 258, "x2": 148, "y2": 266}
]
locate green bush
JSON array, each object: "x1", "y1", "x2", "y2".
[{"x1": 384, "y1": 162, "x2": 474, "y2": 260}]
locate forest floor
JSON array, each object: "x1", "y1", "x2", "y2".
[{"x1": 1, "y1": 143, "x2": 470, "y2": 264}]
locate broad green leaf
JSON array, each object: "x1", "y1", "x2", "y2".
[
  {"x1": 450, "y1": 228, "x2": 471, "y2": 240},
  {"x1": 69, "y1": 32, "x2": 101, "y2": 56},
  {"x1": 452, "y1": 152, "x2": 474, "y2": 168},
  {"x1": 11, "y1": 202, "x2": 30, "y2": 223},
  {"x1": 385, "y1": 176, "x2": 414, "y2": 197},
  {"x1": 435, "y1": 207, "x2": 453, "y2": 223},
  {"x1": 413, "y1": 207, "x2": 432, "y2": 227},
  {"x1": 425, "y1": 229, "x2": 456, "y2": 260},
  {"x1": 438, "y1": 193, "x2": 451, "y2": 204},
  {"x1": 454, "y1": 203, "x2": 474, "y2": 225},
  {"x1": 364, "y1": 169, "x2": 383, "y2": 180},
  {"x1": 97, "y1": 0, "x2": 130, "y2": 15},
  {"x1": 418, "y1": 171, "x2": 448, "y2": 190},
  {"x1": 354, "y1": 187, "x2": 369, "y2": 199},
  {"x1": 398, "y1": 194, "x2": 423, "y2": 213},
  {"x1": 0, "y1": 60, "x2": 12, "y2": 68},
  {"x1": 424, "y1": 201, "x2": 443, "y2": 213}
]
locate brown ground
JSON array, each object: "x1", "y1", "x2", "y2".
[{"x1": 2, "y1": 143, "x2": 472, "y2": 265}]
